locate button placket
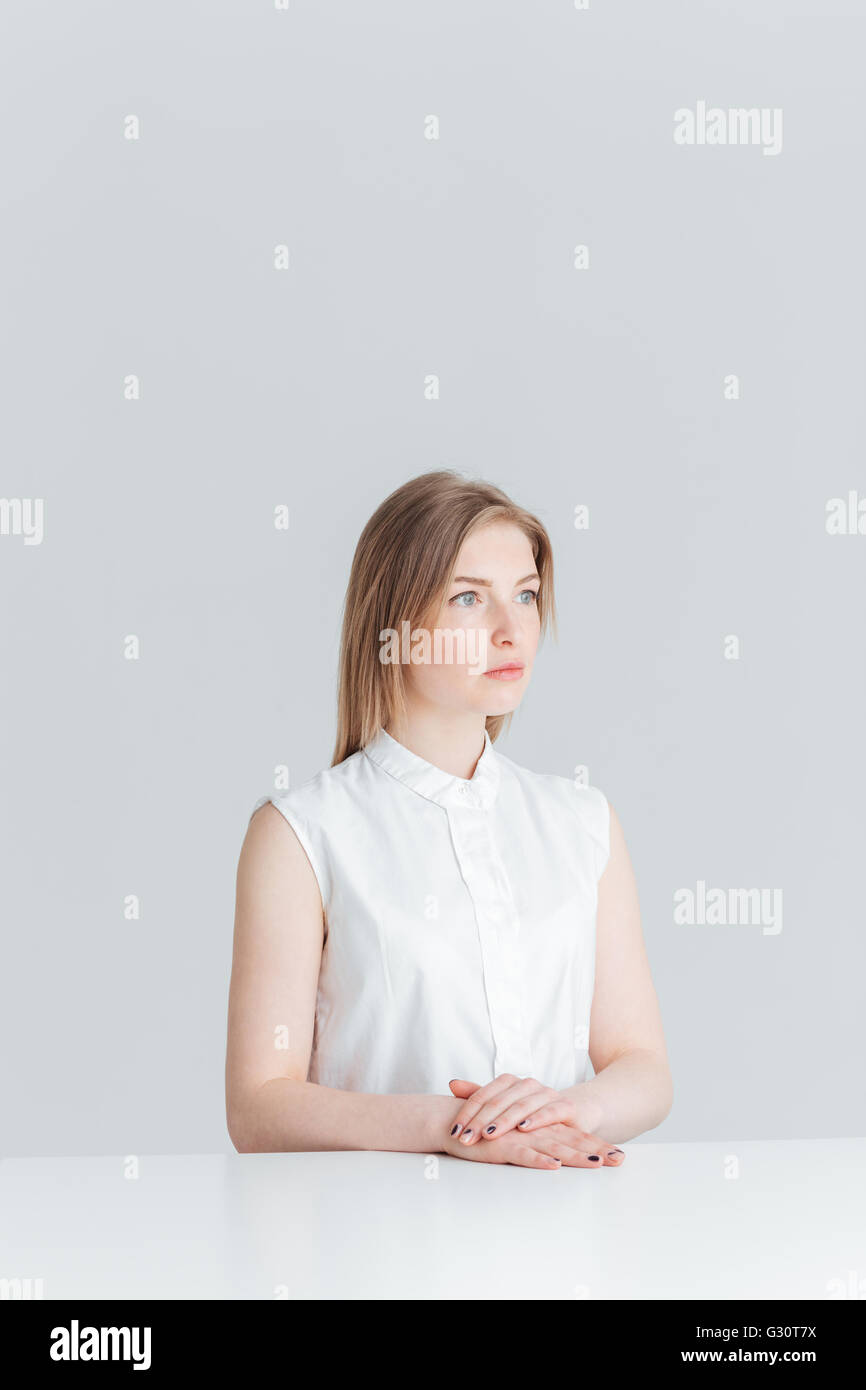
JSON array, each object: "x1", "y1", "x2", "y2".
[{"x1": 447, "y1": 802, "x2": 534, "y2": 1077}]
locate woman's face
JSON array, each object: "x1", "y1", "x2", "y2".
[{"x1": 405, "y1": 521, "x2": 542, "y2": 719}]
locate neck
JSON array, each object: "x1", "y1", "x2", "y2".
[{"x1": 384, "y1": 703, "x2": 488, "y2": 780}]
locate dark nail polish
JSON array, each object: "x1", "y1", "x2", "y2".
[
  {"x1": 463, "y1": 1128, "x2": 472, "y2": 1138},
  {"x1": 607, "y1": 1148, "x2": 622, "y2": 1157},
  {"x1": 611, "y1": 1147, "x2": 624, "y2": 1155},
  {"x1": 485, "y1": 1124, "x2": 496, "y2": 1134},
  {"x1": 587, "y1": 1154, "x2": 600, "y2": 1162},
  {"x1": 450, "y1": 1124, "x2": 459, "y2": 1135}
]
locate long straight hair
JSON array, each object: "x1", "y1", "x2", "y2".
[{"x1": 332, "y1": 471, "x2": 556, "y2": 765}]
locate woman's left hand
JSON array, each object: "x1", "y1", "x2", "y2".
[{"x1": 447, "y1": 1074, "x2": 622, "y2": 1158}]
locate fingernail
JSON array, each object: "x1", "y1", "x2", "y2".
[
  {"x1": 485, "y1": 1125, "x2": 496, "y2": 1134},
  {"x1": 460, "y1": 1129, "x2": 473, "y2": 1142},
  {"x1": 450, "y1": 1124, "x2": 460, "y2": 1136},
  {"x1": 518, "y1": 1118, "x2": 529, "y2": 1127},
  {"x1": 587, "y1": 1154, "x2": 600, "y2": 1162},
  {"x1": 607, "y1": 1148, "x2": 623, "y2": 1156}
]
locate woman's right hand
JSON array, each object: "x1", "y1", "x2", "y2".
[{"x1": 442, "y1": 1116, "x2": 624, "y2": 1169}]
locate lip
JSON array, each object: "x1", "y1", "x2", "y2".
[{"x1": 483, "y1": 663, "x2": 525, "y2": 681}]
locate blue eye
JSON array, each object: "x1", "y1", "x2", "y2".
[
  {"x1": 517, "y1": 589, "x2": 539, "y2": 604},
  {"x1": 450, "y1": 591, "x2": 479, "y2": 607}
]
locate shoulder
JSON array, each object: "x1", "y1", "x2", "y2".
[
  {"x1": 247, "y1": 749, "x2": 372, "y2": 901},
  {"x1": 250, "y1": 747, "x2": 369, "y2": 826},
  {"x1": 494, "y1": 746, "x2": 612, "y2": 872}
]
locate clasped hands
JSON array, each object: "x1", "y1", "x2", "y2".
[{"x1": 443, "y1": 1073, "x2": 625, "y2": 1170}]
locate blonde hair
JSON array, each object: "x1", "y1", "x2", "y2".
[{"x1": 332, "y1": 470, "x2": 556, "y2": 765}]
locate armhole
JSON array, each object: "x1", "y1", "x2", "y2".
[
  {"x1": 594, "y1": 789, "x2": 611, "y2": 881},
  {"x1": 569, "y1": 783, "x2": 611, "y2": 882},
  {"x1": 249, "y1": 795, "x2": 328, "y2": 915}
]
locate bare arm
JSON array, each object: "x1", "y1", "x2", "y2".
[
  {"x1": 225, "y1": 803, "x2": 456, "y2": 1153},
  {"x1": 560, "y1": 803, "x2": 674, "y2": 1144}
]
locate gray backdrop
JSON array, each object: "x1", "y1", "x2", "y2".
[{"x1": 1, "y1": 0, "x2": 864, "y2": 1157}]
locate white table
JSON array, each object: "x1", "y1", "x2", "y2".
[{"x1": 1, "y1": 1138, "x2": 864, "y2": 1300}]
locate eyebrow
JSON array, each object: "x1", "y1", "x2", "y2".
[{"x1": 450, "y1": 573, "x2": 540, "y2": 587}]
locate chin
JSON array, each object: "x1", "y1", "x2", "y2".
[{"x1": 475, "y1": 688, "x2": 524, "y2": 716}]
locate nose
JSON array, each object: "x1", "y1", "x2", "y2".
[{"x1": 486, "y1": 598, "x2": 521, "y2": 647}]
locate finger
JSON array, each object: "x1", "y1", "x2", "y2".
[
  {"x1": 509, "y1": 1145, "x2": 563, "y2": 1171},
  {"x1": 543, "y1": 1123, "x2": 626, "y2": 1166},
  {"x1": 479, "y1": 1088, "x2": 557, "y2": 1140},
  {"x1": 452, "y1": 1072, "x2": 521, "y2": 1143},
  {"x1": 457, "y1": 1076, "x2": 539, "y2": 1145},
  {"x1": 446, "y1": 1078, "x2": 483, "y2": 1139},
  {"x1": 449, "y1": 1134, "x2": 560, "y2": 1169},
  {"x1": 564, "y1": 1127, "x2": 626, "y2": 1166},
  {"x1": 524, "y1": 1129, "x2": 609, "y2": 1168},
  {"x1": 448, "y1": 1078, "x2": 480, "y2": 1099},
  {"x1": 542, "y1": 1139, "x2": 607, "y2": 1168},
  {"x1": 514, "y1": 1099, "x2": 581, "y2": 1133},
  {"x1": 477, "y1": 1094, "x2": 572, "y2": 1138}
]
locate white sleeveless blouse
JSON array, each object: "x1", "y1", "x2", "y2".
[{"x1": 250, "y1": 728, "x2": 610, "y2": 1096}]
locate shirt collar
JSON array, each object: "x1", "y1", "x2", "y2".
[{"x1": 362, "y1": 726, "x2": 501, "y2": 811}]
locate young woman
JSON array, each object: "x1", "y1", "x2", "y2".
[{"x1": 225, "y1": 471, "x2": 672, "y2": 1169}]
